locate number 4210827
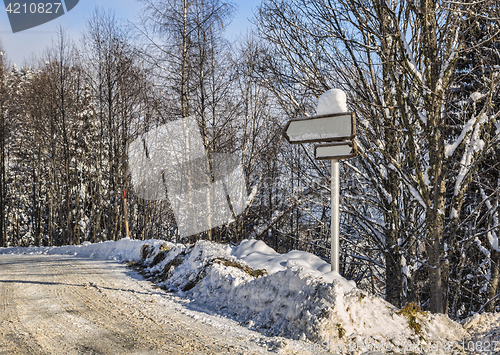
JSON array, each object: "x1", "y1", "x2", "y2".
[{"x1": 5, "y1": 3, "x2": 62, "y2": 14}]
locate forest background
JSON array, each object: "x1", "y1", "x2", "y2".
[{"x1": 0, "y1": 0, "x2": 499, "y2": 319}]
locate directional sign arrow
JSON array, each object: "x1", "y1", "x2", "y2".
[
  {"x1": 283, "y1": 112, "x2": 356, "y2": 144},
  {"x1": 282, "y1": 89, "x2": 357, "y2": 274},
  {"x1": 315, "y1": 141, "x2": 357, "y2": 160}
]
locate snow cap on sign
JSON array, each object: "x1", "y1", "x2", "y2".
[{"x1": 316, "y1": 88, "x2": 347, "y2": 115}]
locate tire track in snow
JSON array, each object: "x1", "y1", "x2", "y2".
[
  {"x1": 0, "y1": 254, "x2": 278, "y2": 355},
  {"x1": 0, "y1": 257, "x2": 47, "y2": 355}
]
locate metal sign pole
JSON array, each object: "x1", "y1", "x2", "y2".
[
  {"x1": 331, "y1": 159, "x2": 340, "y2": 272},
  {"x1": 282, "y1": 89, "x2": 355, "y2": 274}
]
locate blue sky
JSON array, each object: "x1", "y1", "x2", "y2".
[{"x1": 0, "y1": 0, "x2": 261, "y2": 66}]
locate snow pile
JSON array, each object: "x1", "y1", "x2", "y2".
[
  {"x1": 140, "y1": 239, "x2": 466, "y2": 351},
  {"x1": 0, "y1": 238, "x2": 158, "y2": 262},
  {"x1": 233, "y1": 239, "x2": 355, "y2": 288}
]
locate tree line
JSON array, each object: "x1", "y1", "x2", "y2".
[{"x1": 0, "y1": 0, "x2": 499, "y2": 318}]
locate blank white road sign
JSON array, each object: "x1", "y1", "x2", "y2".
[
  {"x1": 315, "y1": 141, "x2": 357, "y2": 160},
  {"x1": 283, "y1": 112, "x2": 356, "y2": 144}
]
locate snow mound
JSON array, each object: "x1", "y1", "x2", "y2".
[{"x1": 233, "y1": 239, "x2": 355, "y2": 288}]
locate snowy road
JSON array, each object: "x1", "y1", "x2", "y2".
[{"x1": 0, "y1": 255, "x2": 282, "y2": 355}]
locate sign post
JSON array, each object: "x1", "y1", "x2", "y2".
[
  {"x1": 331, "y1": 159, "x2": 340, "y2": 272},
  {"x1": 283, "y1": 89, "x2": 357, "y2": 273},
  {"x1": 123, "y1": 190, "x2": 130, "y2": 239}
]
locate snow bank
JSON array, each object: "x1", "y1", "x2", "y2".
[
  {"x1": 0, "y1": 238, "x2": 158, "y2": 262},
  {"x1": 139, "y1": 239, "x2": 466, "y2": 351}
]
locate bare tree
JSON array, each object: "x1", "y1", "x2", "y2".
[
  {"x1": 135, "y1": 0, "x2": 238, "y2": 242},
  {"x1": 256, "y1": 0, "x2": 500, "y2": 313},
  {"x1": 82, "y1": 9, "x2": 147, "y2": 242}
]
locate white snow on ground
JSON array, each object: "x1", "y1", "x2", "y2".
[
  {"x1": 462, "y1": 312, "x2": 500, "y2": 350},
  {"x1": 234, "y1": 239, "x2": 356, "y2": 288},
  {"x1": 1, "y1": 238, "x2": 498, "y2": 354},
  {"x1": 0, "y1": 238, "x2": 155, "y2": 261}
]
